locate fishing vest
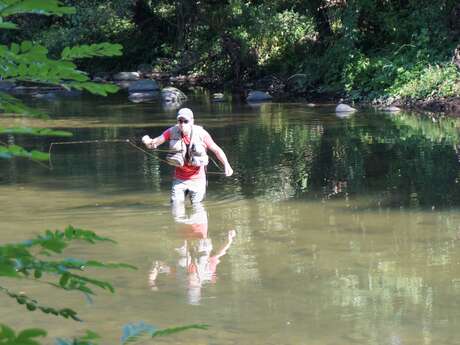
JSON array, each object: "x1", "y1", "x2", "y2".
[{"x1": 166, "y1": 125, "x2": 209, "y2": 167}]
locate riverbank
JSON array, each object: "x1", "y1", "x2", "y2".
[
  {"x1": 3, "y1": 74, "x2": 459, "y2": 116},
  {"x1": 393, "y1": 96, "x2": 460, "y2": 115}
]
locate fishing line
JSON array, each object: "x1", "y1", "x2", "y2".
[{"x1": 47, "y1": 138, "x2": 227, "y2": 174}]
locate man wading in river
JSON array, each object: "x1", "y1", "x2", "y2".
[{"x1": 142, "y1": 108, "x2": 233, "y2": 203}]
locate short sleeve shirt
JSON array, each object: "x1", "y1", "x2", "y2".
[{"x1": 162, "y1": 127, "x2": 215, "y2": 180}]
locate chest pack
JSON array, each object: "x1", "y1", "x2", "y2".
[{"x1": 166, "y1": 125, "x2": 209, "y2": 167}]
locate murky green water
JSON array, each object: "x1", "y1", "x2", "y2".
[{"x1": 2, "y1": 92, "x2": 460, "y2": 344}]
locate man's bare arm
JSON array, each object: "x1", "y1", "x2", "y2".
[{"x1": 208, "y1": 142, "x2": 233, "y2": 176}]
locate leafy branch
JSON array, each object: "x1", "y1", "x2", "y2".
[
  {"x1": 0, "y1": 0, "x2": 75, "y2": 17},
  {"x1": 61, "y1": 43, "x2": 123, "y2": 61},
  {"x1": 0, "y1": 41, "x2": 120, "y2": 96},
  {"x1": 0, "y1": 225, "x2": 136, "y2": 301},
  {"x1": 0, "y1": 286, "x2": 81, "y2": 321}
]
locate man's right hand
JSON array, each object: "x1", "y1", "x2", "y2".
[{"x1": 142, "y1": 135, "x2": 156, "y2": 149}]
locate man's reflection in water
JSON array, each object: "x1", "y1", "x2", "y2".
[{"x1": 149, "y1": 203, "x2": 236, "y2": 305}]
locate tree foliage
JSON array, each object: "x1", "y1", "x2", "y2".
[
  {"x1": 13, "y1": 0, "x2": 455, "y2": 99},
  {"x1": 0, "y1": 0, "x2": 121, "y2": 163}
]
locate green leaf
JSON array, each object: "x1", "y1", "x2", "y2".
[
  {"x1": 80, "y1": 330, "x2": 100, "y2": 341},
  {"x1": 152, "y1": 324, "x2": 209, "y2": 338},
  {"x1": 61, "y1": 43, "x2": 123, "y2": 60},
  {"x1": 0, "y1": 21, "x2": 17, "y2": 29},
  {"x1": 0, "y1": 324, "x2": 16, "y2": 339},
  {"x1": 84, "y1": 260, "x2": 137, "y2": 270},
  {"x1": 30, "y1": 150, "x2": 50, "y2": 161},
  {"x1": 33, "y1": 269, "x2": 42, "y2": 279},
  {"x1": 0, "y1": 127, "x2": 73, "y2": 137},
  {"x1": 20, "y1": 40, "x2": 33, "y2": 52},
  {"x1": 0, "y1": 0, "x2": 76, "y2": 17},
  {"x1": 0, "y1": 144, "x2": 49, "y2": 162},
  {"x1": 69, "y1": 81, "x2": 119, "y2": 96},
  {"x1": 0, "y1": 92, "x2": 47, "y2": 118},
  {"x1": 17, "y1": 328, "x2": 47, "y2": 340},
  {"x1": 59, "y1": 272, "x2": 70, "y2": 287},
  {"x1": 0, "y1": 262, "x2": 19, "y2": 277}
]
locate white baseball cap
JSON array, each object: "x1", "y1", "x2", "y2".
[{"x1": 177, "y1": 108, "x2": 194, "y2": 121}]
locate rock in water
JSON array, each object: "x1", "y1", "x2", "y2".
[
  {"x1": 382, "y1": 106, "x2": 401, "y2": 113},
  {"x1": 335, "y1": 103, "x2": 356, "y2": 113},
  {"x1": 161, "y1": 87, "x2": 187, "y2": 102},
  {"x1": 128, "y1": 91, "x2": 159, "y2": 103},
  {"x1": 246, "y1": 90, "x2": 272, "y2": 102}
]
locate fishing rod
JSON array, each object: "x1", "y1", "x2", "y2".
[{"x1": 47, "y1": 138, "x2": 227, "y2": 174}]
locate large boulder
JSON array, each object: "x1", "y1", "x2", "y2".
[
  {"x1": 128, "y1": 80, "x2": 160, "y2": 93},
  {"x1": 246, "y1": 90, "x2": 272, "y2": 102},
  {"x1": 112, "y1": 72, "x2": 140, "y2": 81},
  {"x1": 161, "y1": 87, "x2": 187, "y2": 103},
  {"x1": 335, "y1": 103, "x2": 356, "y2": 113}
]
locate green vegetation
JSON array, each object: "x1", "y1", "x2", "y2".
[{"x1": 3, "y1": 0, "x2": 457, "y2": 102}]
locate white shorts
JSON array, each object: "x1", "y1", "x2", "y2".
[{"x1": 171, "y1": 177, "x2": 207, "y2": 204}]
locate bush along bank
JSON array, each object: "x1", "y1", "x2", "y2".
[{"x1": 328, "y1": 44, "x2": 460, "y2": 115}]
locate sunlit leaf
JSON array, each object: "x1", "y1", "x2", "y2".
[
  {"x1": 69, "y1": 81, "x2": 119, "y2": 96},
  {"x1": 0, "y1": 144, "x2": 49, "y2": 161},
  {"x1": 84, "y1": 260, "x2": 137, "y2": 270},
  {"x1": 152, "y1": 324, "x2": 209, "y2": 338},
  {"x1": 0, "y1": 263, "x2": 18, "y2": 277},
  {"x1": 0, "y1": 324, "x2": 16, "y2": 339},
  {"x1": 17, "y1": 328, "x2": 47, "y2": 340},
  {"x1": 61, "y1": 43, "x2": 123, "y2": 60},
  {"x1": 80, "y1": 330, "x2": 100, "y2": 341},
  {"x1": 0, "y1": 20, "x2": 16, "y2": 29},
  {"x1": 0, "y1": 127, "x2": 73, "y2": 137},
  {"x1": 0, "y1": 92, "x2": 47, "y2": 118},
  {"x1": 0, "y1": 0, "x2": 75, "y2": 17}
]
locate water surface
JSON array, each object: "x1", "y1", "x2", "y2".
[{"x1": 1, "y1": 93, "x2": 460, "y2": 344}]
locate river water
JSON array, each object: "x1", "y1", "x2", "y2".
[{"x1": 1, "y1": 91, "x2": 460, "y2": 344}]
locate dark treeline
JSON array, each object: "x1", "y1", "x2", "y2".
[{"x1": 3, "y1": 0, "x2": 460, "y2": 102}]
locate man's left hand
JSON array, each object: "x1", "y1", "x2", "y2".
[{"x1": 225, "y1": 164, "x2": 233, "y2": 177}]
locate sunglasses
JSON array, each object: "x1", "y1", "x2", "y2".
[{"x1": 178, "y1": 118, "x2": 189, "y2": 124}]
